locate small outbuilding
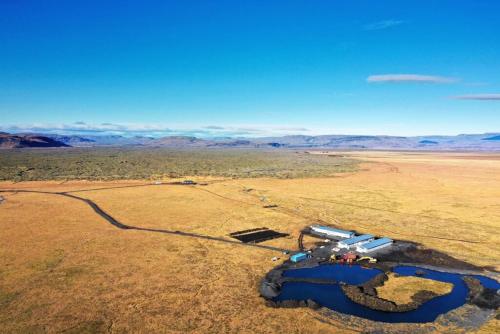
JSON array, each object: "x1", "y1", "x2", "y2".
[{"x1": 290, "y1": 252, "x2": 308, "y2": 263}]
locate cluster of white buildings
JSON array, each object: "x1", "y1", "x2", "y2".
[{"x1": 310, "y1": 225, "x2": 393, "y2": 253}]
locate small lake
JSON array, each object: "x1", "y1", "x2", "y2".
[{"x1": 275, "y1": 264, "x2": 500, "y2": 323}]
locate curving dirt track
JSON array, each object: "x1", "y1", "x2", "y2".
[{"x1": 0, "y1": 188, "x2": 290, "y2": 253}]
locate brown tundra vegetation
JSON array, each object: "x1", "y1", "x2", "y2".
[{"x1": 0, "y1": 150, "x2": 499, "y2": 333}]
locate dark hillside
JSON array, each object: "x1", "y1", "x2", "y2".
[{"x1": 0, "y1": 133, "x2": 70, "y2": 149}]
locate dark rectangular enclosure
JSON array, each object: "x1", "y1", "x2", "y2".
[
  {"x1": 230, "y1": 227, "x2": 289, "y2": 244},
  {"x1": 229, "y1": 227, "x2": 268, "y2": 236}
]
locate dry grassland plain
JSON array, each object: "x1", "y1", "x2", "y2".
[{"x1": 0, "y1": 151, "x2": 499, "y2": 333}]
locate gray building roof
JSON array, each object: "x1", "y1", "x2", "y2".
[
  {"x1": 359, "y1": 237, "x2": 393, "y2": 250},
  {"x1": 340, "y1": 234, "x2": 374, "y2": 246}
]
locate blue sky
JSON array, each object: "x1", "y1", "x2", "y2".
[{"x1": 1, "y1": 0, "x2": 499, "y2": 137}]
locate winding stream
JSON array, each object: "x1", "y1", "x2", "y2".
[{"x1": 274, "y1": 264, "x2": 500, "y2": 323}]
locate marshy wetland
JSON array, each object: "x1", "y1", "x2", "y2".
[{"x1": 0, "y1": 150, "x2": 499, "y2": 333}]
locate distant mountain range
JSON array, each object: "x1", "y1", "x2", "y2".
[
  {"x1": 0, "y1": 132, "x2": 70, "y2": 149},
  {"x1": 1, "y1": 132, "x2": 499, "y2": 151}
]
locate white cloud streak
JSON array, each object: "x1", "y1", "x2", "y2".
[
  {"x1": 451, "y1": 94, "x2": 500, "y2": 100},
  {"x1": 367, "y1": 74, "x2": 458, "y2": 84},
  {"x1": 363, "y1": 20, "x2": 405, "y2": 31},
  {"x1": 0, "y1": 122, "x2": 311, "y2": 138}
]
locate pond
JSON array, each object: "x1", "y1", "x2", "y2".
[{"x1": 274, "y1": 264, "x2": 500, "y2": 323}]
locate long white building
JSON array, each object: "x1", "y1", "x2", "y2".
[{"x1": 310, "y1": 225, "x2": 354, "y2": 239}]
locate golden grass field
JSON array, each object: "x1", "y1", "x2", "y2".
[
  {"x1": 0, "y1": 151, "x2": 499, "y2": 333},
  {"x1": 376, "y1": 273, "x2": 453, "y2": 305}
]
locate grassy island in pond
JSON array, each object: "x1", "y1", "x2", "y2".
[{"x1": 376, "y1": 273, "x2": 454, "y2": 305}]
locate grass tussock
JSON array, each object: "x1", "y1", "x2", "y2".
[
  {"x1": 30, "y1": 249, "x2": 65, "y2": 272},
  {"x1": 61, "y1": 320, "x2": 106, "y2": 334},
  {"x1": 0, "y1": 290, "x2": 19, "y2": 309}
]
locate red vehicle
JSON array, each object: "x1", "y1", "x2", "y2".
[
  {"x1": 331, "y1": 252, "x2": 358, "y2": 264},
  {"x1": 343, "y1": 252, "x2": 357, "y2": 264}
]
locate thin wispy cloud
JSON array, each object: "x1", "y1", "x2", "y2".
[
  {"x1": 1, "y1": 122, "x2": 173, "y2": 136},
  {"x1": 463, "y1": 82, "x2": 489, "y2": 87},
  {"x1": 203, "y1": 125, "x2": 225, "y2": 130},
  {"x1": 451, "y1": 94, "x2": 500, "y2": 100},
  {"x1": 367, "y1": 74, "x2": 458, "y2": 84},
  {"x1": 363, "y1": 20, "x2": 405, "y2": 31},
  {"x1": 275, "y1": 127, "x2": 310, "y2": 132}
]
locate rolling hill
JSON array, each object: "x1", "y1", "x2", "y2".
[
  {"x1": 0, "y1": 133, "x2": 70, "y2": 149},
  {"x1": 1, "y1": 132, "x2": 499, "y2": 151}
]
